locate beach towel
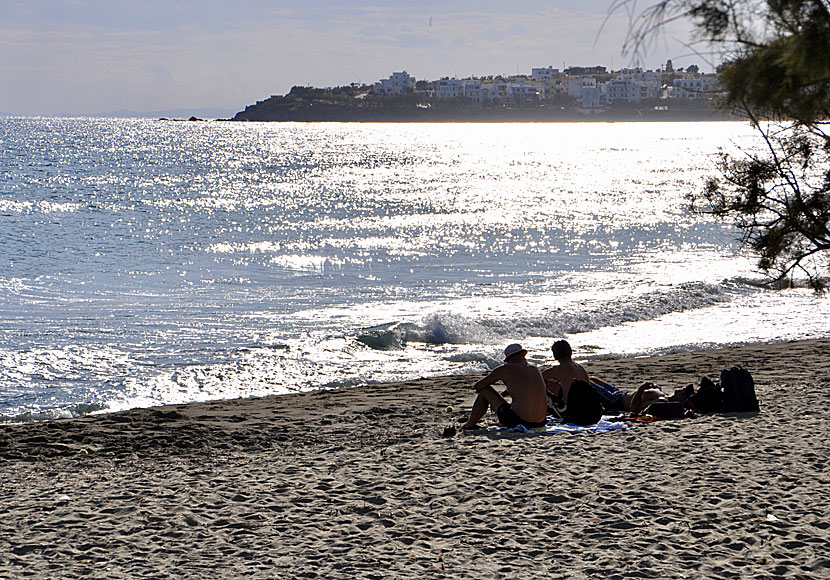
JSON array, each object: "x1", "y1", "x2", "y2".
[{"x1": 500, "y1": 417, "x2": 629, "y2": 435}]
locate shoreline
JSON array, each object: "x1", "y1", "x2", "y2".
[
  {"x1": 2, "y1": 338, "x2": 829, "y2": 578},
  {"x1": 0, "y1": 333, "x2": 809, "y2": 427},
  {"x1": 228, "y1": 107, "x2": 735, "y2": 124}
]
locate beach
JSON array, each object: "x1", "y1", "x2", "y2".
[{"x1": 2, "y1": 339, "x2": 829, "y2": 579}]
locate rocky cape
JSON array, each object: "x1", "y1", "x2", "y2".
[{"x1": 231, "y1": 86, "x2": 734, "y2": 123}]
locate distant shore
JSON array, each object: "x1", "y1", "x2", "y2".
[
  {"x1": 229, "y1": 104, "x2": 735, "y2": 123},
  {"x1": 2, "y1": 338, "x2": 829, "y2": 579},
  {"x1": 228, "y1": 88, "x2": 735, "y2": 123}
]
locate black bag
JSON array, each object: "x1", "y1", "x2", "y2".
[
  {"x1": 642, "y1": 401, "x2": 688, "y2": 419},
  {"x1": 689, "y1": 376, "x2": 723, "y2": 413},
  {"x1": 563, "y1": 379, "x2": 604, "y2": 425},
  {"x1": 721, "y1": 366, "x2": 760, "y2": 412}
]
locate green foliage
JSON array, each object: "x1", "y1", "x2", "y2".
[
  {"x1": 564, "y1": 66, "x2": 609, "y2": 75},
  {"x1": 714, "y1": 0, "x2": 830, "y2": 124},
  {"x1": 694, "y1": 126, "x2": 830, "y2": 289},
  {"x1": 615, "y1": 0, "x2": 830, "y2": 289}
]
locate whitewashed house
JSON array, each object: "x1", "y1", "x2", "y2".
[
  {"x1": 577, "y1": 85, "x2": 606, "y2": 112},
  {"x1": 464, "y1": 81, "x2": 484, "y2": 105},
  {"x1": 568, "y1": 76, "x2": 597, "y2": 98},
  {"x1": 606, "y1": 68, "x2": 662, "y2": 103},
  {"x1": 531, "y1": 67, "x2": 567, "y2": 98},
  {"x1": 509, "y1": 83, "x2": 544, "y2": 105},
  {"x1": 669, "y1": 73, "x2": 720, "y2": 99},
  {"x1": 435, "y1": 79, "x2": 468, "y2": 100},
  {"x1": 373, "y1": 71, "x2": 416, "y2": 95}
]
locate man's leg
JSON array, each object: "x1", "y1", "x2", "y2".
[{"x1": 461, "y1": 386, "x2": 508, "y2": 429}]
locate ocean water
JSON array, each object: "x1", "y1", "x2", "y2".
[{"x1": 1, "y1": 117, "x2": 827, "y2": 422}]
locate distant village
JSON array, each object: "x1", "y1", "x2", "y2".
[
  {"x1": 372, "y1": 60, "x2": 719, "y2": 113},
  {"x1": 232, "y1": 60, "x2": 725, "y2": 122}
]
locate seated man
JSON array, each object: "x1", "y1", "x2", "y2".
[
  {"x1": 542, "y1": 340, "x2": 590, "y2": 412},
  {"x1": 461, "y1": 344, "x2": 547, "y2": 430}
]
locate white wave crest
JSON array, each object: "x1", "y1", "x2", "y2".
[{"x1": 381, "y1": 281, "x2": 741, "y2": 347}]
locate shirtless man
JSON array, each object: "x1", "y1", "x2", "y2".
[
  {"x1": 461, "y1": 344, "x2": 547, "y2": 430},
  {"x1": 542, "y1": 340, "x2": 589, "y2": 409}
]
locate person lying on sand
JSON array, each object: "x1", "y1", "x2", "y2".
[
  {"x1": 590, "y1": 377, "x2": 692, "y2": 414},
  {"x1": 590, "y1": 377, "x2": 667, "y2": 414},
  {"x1": 461, "y1": 344, "x2": 548, "y2": 430},
  {"x1": 542, "y1": 340, "x2": 590, "y2": 411}
]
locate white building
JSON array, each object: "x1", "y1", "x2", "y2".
[
  {"x1": 434, "y1": 77, "x2": 544, "y2": 106},
  {"x1": 531, "y1": 67, "x2": 559, "y2": 82},
  {"x1": 435, "y1": 78, "x2": 468, "y2": 100},
  {"x1": 463, "y1": 81, "x2": 484, "y2": 105},
  {"x1": 508, "y1": 83, "x2": 544, "y2": 105},
  {"x1": 482, "y1": 81, "x2": 509, "y2": 103},
  {"x1": 531, "y1": 67, "x2": 566, "y2": 98},
  {"x1": 577, "y1": 85, "x2": 606, "y2": 112},
  {"x1": 373, "y1": 71, "x2": 416, "y2": 95},
  {"x1": 605, "y1": 68, "x2": 662, "y2": 103},
  {"x1": 606, "y1": 79, "x2": 647, "y2": 103},
  {"x1": 669, "y1": 73, "x2": 720, "y2": 99},
  {"x1": 568, "y1": 76, "x2": 597, "y2": 98}
]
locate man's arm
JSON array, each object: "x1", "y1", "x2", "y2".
[
  {"x1": 473, "y1": 367, "x2": 503, "y2": 393},
  {"x1": 542, "y1": 368, "x2": 562, "y2": 395}
]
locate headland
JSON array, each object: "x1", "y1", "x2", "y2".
[
  {"x1": 230, "y1": 64, "x2": 733, "y2": 122},
  {"x1": 231, "y1": 85, "x2": 732, "y2": 123}
]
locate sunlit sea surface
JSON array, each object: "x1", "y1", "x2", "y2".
[{"x1": 1, "y1": 118, "x2": 827, "y2": 421}]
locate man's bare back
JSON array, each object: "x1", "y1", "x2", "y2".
[
  {"x1": 484, "y1": 361, "x2": 547, "y2": 422},
  {"x1": 543, "y1": 340, "x2": 590, "y2": 404}
]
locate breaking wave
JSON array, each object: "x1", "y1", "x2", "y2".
[
  {"x1": 0, "y1": 402, "x2": 107, "y2": 424},
  {"x1": 356, "y1": 281, "x2": 743, "y2": 349}
]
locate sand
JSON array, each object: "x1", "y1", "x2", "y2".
[{"x1": 1, "y1": 339, "x2": 829, "y2": 579}]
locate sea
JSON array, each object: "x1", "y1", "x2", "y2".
[{"x1": 1, "y1": 117, "x2": 828, "y2": 422}]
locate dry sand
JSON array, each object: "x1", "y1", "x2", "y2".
[{"x1": 1, "y1": 339, "x2": 829, "y2": 579}]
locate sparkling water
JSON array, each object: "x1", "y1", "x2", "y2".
[{"x1": 1, "y1": 117, "x2": 827, "y2": 421}]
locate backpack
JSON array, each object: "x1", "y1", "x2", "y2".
[
  {"x1": 563, "y1": 379, "x2": 604, "y2": 425},
  {"x1": 689, "y1": 376, "x2": 723, "y2": 413},
  {"x1": 641, "y1": 401, "x2": 688, "y2": 419},
  {"x1": 721, "y1": 366, "x2": 760, "y2": 412}
]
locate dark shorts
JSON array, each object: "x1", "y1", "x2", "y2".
[
  {"x1": 496, "y1": 403, "x2": 547, "y2": 429},
  {"x1": 591, "y1": 381, "x2": 627, "y2": 412}
]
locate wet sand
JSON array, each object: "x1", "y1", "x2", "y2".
[{"x1": 2, "y1": 339, "x2": 829, "y2": 579}]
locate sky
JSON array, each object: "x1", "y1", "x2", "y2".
[{"x1": 0, "y1": 0, "x2": 709, "y2": 116}]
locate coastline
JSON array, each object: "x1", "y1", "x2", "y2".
[
  {"x1": 229, "y1": 104, "x2": 735, "y2": 123},
  {"x1": 2, "y1": 338, "x2": 829, "y2": 578}
]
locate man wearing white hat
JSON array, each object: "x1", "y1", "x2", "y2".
[{"x1": 461, "y1": 343, "x2": 548, "y2": 430}]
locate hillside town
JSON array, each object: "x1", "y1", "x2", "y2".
[
  {"x1": 232, "y1": 60, "x2": 726, "y2": 122},
  {"x1": 373, "y1": 61, "x2": 720, "y2": 113}
]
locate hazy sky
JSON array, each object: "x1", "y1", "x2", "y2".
[{"x1": 0, "y1": 0, "x2": 706, "y2": 116}]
